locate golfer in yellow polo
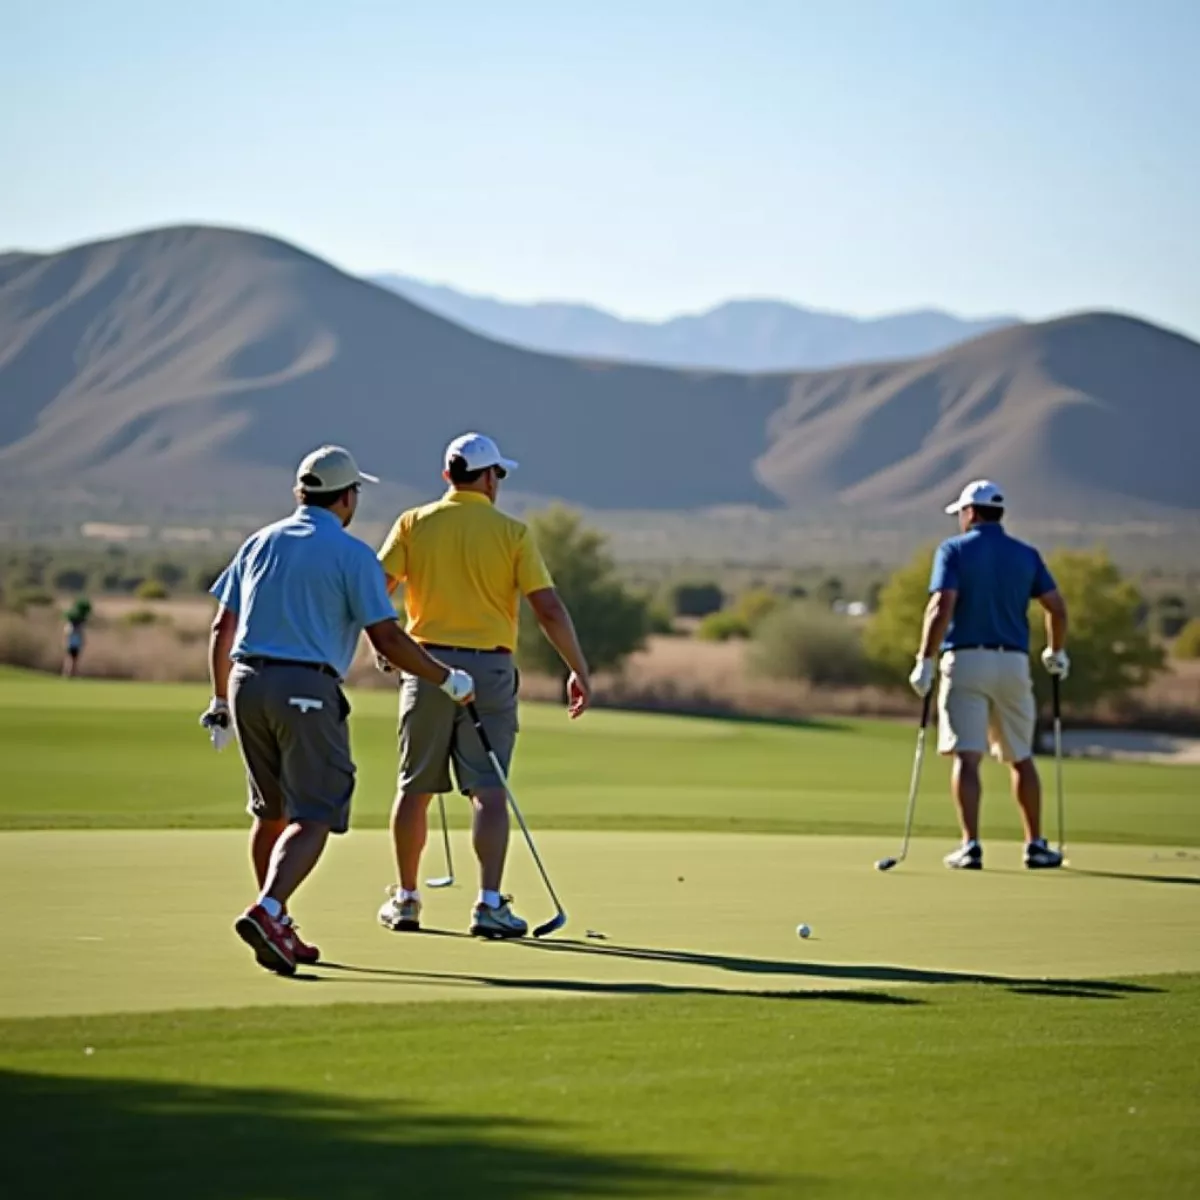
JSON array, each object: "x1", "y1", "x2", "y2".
[{"x1": 375, "y1": 433, "x2": 591, "y2": 938}]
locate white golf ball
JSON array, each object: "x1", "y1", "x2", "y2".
[{"x1": 796, "y1": 924, "x2": 811, "y2": 939}]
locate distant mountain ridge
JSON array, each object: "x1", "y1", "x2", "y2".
[
  {"x1": 370, "y1": 273, "x2": 1017, "y2": 371},
  {"x1": 0, "y1": 225, "x2": 1197, "y2": 530}
]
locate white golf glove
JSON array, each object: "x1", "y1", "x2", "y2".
[
  {"x1": 199, "y1": 697, "x2": 235, "y2": 752},
  {"x1": 908, "y1": 657, "x2": 936, "y2": 698},
  {"x1": 439, "y1": 668, "x2": 475, "y2": 704},
  {"x1": 1041, "y1": 648, "x2": 1070, "y2": 679}
]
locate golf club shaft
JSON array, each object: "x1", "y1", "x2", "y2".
[
  {"x1": 436, "y1": 793, "x2": 454, "y2": 880},
  {"x1": 1052, "y1": 675, "x2": 1065, "y2": 853},
  {"x1": 896, "y1": 690, "x2": 934, "y2": 863},
  {"x1": 466, "y1": 702, "x2": 566, "y2": 916}
]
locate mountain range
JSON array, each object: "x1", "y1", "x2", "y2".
[
  {"x1": 0, "y1": 225, "x2": 1197, "y2": 532},
  {"x1": 370, "y1": 273, "x2": 1016, "y2": 372}
]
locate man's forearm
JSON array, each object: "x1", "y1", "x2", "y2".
[
  {"x1": 209, "y1": 624, "x2": 235, "y2": 700},
  {"x1": 370, "y1": 622, "x2": 450, "y2": 685},
  {"x1": 1045, "y1": 609, "x2": 1068, "y2": 653},
  {"x1": 537, "y1": 606, "x2": 589, "y2": 679},
  {"x1": 918, "y1": 596, "x2": 954, "y2": 660}
]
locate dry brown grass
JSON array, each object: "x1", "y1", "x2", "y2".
[{"x1": 1, "y1": 612, "x2": 1196, "y2": 730}]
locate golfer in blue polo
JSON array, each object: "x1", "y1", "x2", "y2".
[
  {"x1": 201, "y1": 445, "x2": 476, "y2": 975},
  {"x1": 909, "y1": 480, "x2": 1070, "y2": 870}
]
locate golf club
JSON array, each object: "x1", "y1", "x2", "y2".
[
  {"x1": 875, "y1": 690, "x2": 934, "y2": 871},
  {"x1": 424, "y1": 794, "x2": 456, "y2": 888},
  {"x1": 1052, "y1": 674, "x2": 1065, "y2": 856},
  {"x1": 466, "y1": 701, "x2": 567, "y2": 937}
]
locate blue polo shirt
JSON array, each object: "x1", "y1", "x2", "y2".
[
  {"x1": 211, "y1": 507, "x2": 397, "y2": 678},
  {"x1": 929, "y1": 523, "x2": 1056, "y2": 653}
]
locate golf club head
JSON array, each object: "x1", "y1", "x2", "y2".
[
  {"x1": 425, "y1": 875, "x2": 455, "y2": 889},
  {"x1": 533, "y1": 911, "x2": 567, "y2": 939},
  {"x1": 875, "y1": 857, "x2": 898, "y2": 872}
]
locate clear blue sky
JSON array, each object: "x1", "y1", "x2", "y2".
[{"x1": 4, "y1": 0, "x2": 1198, "y2": 335}]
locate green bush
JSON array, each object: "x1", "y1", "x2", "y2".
[
  {"x1": 1172, "y1": 618, "x2": 1200, "y2": 660},
  {"x1": 696, "y1": 611, "x2": 752, "y2": 642},
  {"x1": 670, "y1": 581, "x2": 724, "y2": 618},
  {"x1": 733, "y1": 589, "x2": 781, "y2": 628},
  {"x1": 135, "y1": 579, "x2": 169, "y2": 600},
  {"x1": 749, "y1": 604, "x2": 872, "y2": 686},
  {"x1": 12, "y1": 587, "x2": 54, "y2": 608},
  {"x1": 53, "y1": 568, "x2": 90, "y2": 592},
  {"x1": 645, "y1": 603, "x2": 677, "y2": 636},
  {"x1": 517, "y1": 506, "x2": 650, "y2": 678},
  {"x1": 123, "y1": 609, "x2": 162, "y2": 627}
]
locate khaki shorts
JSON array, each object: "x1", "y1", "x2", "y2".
[
  {"x1": 937, "y1": 649, "x2": 1036, "y2": 764},
  {"x1": 399, "y1": 649, "x2": 518, "y2": 795},
  {"x1": 230, "y1": 661, "x2": 356, "y2": 833}
]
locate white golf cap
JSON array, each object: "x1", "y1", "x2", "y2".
[
  {"x1": 295, "y1": 445, "x2": 379, "y2": 492},
  {"x1": 444, "y1": 432, "x2": 519, "y2": 474},
  {"x1": 944, "y1": 479, "x2": 1006, "y2": 514}
]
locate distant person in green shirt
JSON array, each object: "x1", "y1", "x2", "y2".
[{"x1": 62, "y1": 596, "x2": 92, "y2": 678}]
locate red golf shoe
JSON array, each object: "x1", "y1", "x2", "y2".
[
  {"x1": 283, "y1": 916, "x2": 320, "y2": 964},
  {"x1": 234, "y1": 904, "x2": 297, "y2": 976}
]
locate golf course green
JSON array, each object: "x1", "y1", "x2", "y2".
[{"x1": 1, "y1": 668, "x2": 1197, "y2": 1197}]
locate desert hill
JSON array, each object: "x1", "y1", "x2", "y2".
[{"x1": 0, "y1": 226, "x2": 1197, "y2": 527}]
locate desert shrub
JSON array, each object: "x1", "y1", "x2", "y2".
[
  {"x1": 734, "y1": 588, "x2": 782, "y2": 628},
  {"x1": 517, "y1": 506, "x2": 650, "y2": 678},
  {"x1": 696, "y1": 610, "x2": 751, "y2": 642},
  {"x1": 670, "y1": 581, "x2": 724, "y2": 618},
  {"x1": 0, "y1": 612, "x2": 58, "y2": 670},
  {"x1": 53, "y1": 568, "x2": 90, "y2": 592},
  {"x1": 12, "y1": 587, "x2": 54, "y2": 608},
  {"x1": 135, "y1": 579, "x2": 169, "y2": 600},
  {"x1": 1173, "y1": 618, "x2": 1200, "y2": 660},
  {"x1": 122, "y1": 609, "x2": 163, "y2": 627},
  {"x1": 749, "y1": 604, "x2": 872, "y2": 686}
]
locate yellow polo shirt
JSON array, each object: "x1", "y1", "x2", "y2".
[{"x1": 378, "y1": 490, "x2": 554, "y2": 651}]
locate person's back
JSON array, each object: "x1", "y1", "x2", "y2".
[
  {"x1": 391, "y1": 493, "x2": 544, "y2": 652},
  {"x1": 937, "y1": 524, "x2": 1052, "y2": 654},
  {"x1": 229, "y1": 507, "x2": 384, "y2": 676}
]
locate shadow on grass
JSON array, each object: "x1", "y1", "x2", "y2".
[
  {"x1": 0, "y1": 1069, "x2": 767, "y2": 1200},
  {"x1": 316, "y1": 962, "x2": 921, "y2": 1005},
  {"x1": 503, "y1": 939, "x2": 1159, "y2": 999},
  {"x1": 1069, "y1": 869, "x2": 1200, "y2": 888}
]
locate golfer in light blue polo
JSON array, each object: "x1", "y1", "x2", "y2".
[
  {"x1": 201, "y1": 445, "x2": 475, "y2": 975},
  {"x1": 909, "y1": 480, "x2": 1070, "y2": 870}
]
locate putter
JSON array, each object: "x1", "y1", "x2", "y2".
[
  {"x1": 466, "y1": 702, "x2": 567, "y2": 937},
  {"x1": 875, "y1": 690, "x2": 934, "y2": 871},
  {"x1": 1052, "y1": 675, "x2": 1065, "y2": 856},
  {"x1": 424, "y1": 795, "x2": 456, "y2": 888}
]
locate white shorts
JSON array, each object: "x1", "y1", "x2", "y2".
[{"x1": 937, "y1": 649, "x2": 1036, "y2": 764}]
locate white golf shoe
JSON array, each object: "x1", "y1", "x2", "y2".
[
  {"x1": 378, "y1": 886, "x2": 422, "y2": 931},
  {"x1": 470, "y1": 896, "x2": 528, "y2": 939}
]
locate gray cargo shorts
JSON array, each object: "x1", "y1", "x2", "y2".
[
  {"x1": 399, "y1": 648, "x2": 518, "y2": 795},
  {"x1": 230, "y1": 660, "x2": 356, "y2": 834}
]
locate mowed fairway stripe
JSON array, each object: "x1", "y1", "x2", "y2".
[
  {"x1": 2, "y1": 830, "x2": 1197, "y2": 1018},
  {"x1": 2, "y1": 669, "x2": 1198, "y2": 845}
]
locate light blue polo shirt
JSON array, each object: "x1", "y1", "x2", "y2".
[
  {"x1": 211, "y1": 507, "x2": 397, "y2": 678},
  {"x1": 929, "y1": 523, "x2": 1056, "y2": 654}
]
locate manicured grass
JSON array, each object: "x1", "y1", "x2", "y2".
[
  {"x1": 5, "y1": 830, "x2": 1197, "y2": 1019},
  {"x1": 1, "y1": 669, "x2": 1197, "y2": 844},
  {"x1": 4, "y1": 978, "x2": 1198, "y2": 1199}
]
